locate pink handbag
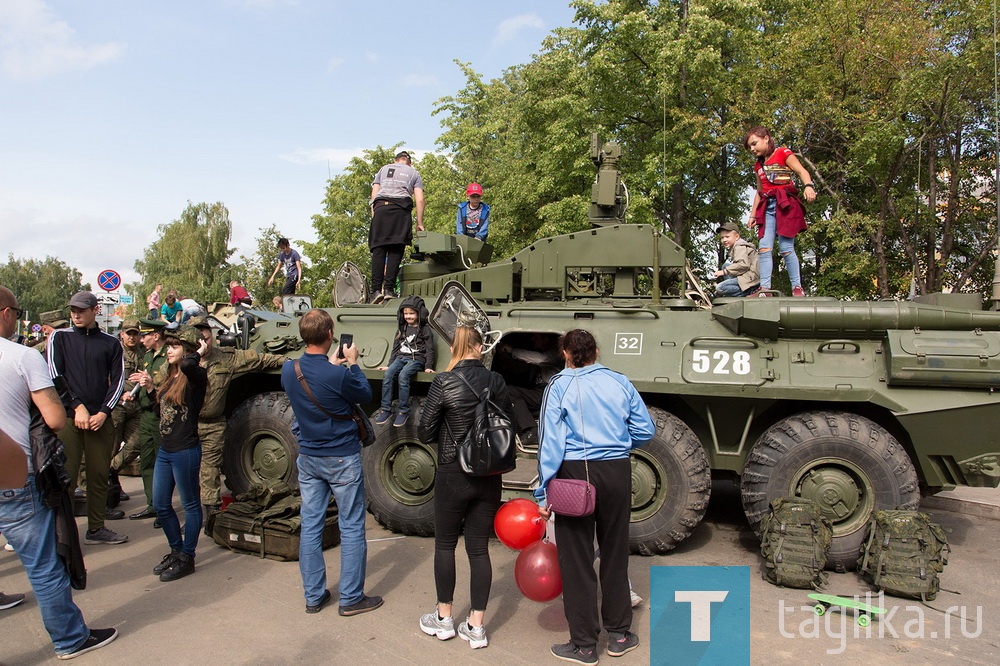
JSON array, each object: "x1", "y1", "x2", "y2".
[{"x1": 547, "y1": 478, "x2": 596, "y2": 517}]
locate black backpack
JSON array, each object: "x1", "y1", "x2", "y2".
[{"x1": 446, "y1": 371, "x2": 516, "y2": 477}]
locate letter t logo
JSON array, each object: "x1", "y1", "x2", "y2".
[{"x1": 674, "y1": 591, "x2": 729, "y2": 641}]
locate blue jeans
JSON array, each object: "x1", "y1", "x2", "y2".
[
  {"x1": 759, "y1": 198, "x2": 801, "y2": 289},
  {"x1": 380, "y1": 358, "x2": 424, "y2": 413},
  {"x1": 715, "y1": 276, "x2": 756, "y2": 297},
  {"x1": 297, "y1": 453, "x2": 368, "y2": 607},
  {"x1": 0, "y1": 475, "x2": 89, "y2": 655},
  {"x1": 153, "y1": 445, "x2": 203, "y2": 557}
]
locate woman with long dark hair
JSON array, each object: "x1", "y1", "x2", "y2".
[
  {"x1": 535, "y1": 329, "x2": 654, "y2": 664},
  {"x1": 743, "y1": 126, "x2": 817, "y2": 297},
  {"x1": 417, "y1": 325, "x2": 514, "y2": 650},
  {"x1": 141, "y1": 325, "x2": 207, "y2": 582}
]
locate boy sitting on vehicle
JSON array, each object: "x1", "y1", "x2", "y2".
[
  {"x1": 374, "y1": 296, "x2": 435, "y2": 427},
  {"x1": 713, "y1": 222, "x2": 760, "y2": 298}
]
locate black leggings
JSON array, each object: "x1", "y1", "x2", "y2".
[
  {"x1": 371, "y1": 245, "x2": 405, "y2": 295},
  {"x1": 433, "y1": 461, "x2": 502, "y2": 611}
]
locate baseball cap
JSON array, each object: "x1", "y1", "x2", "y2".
[
  {"x1": 466, "y1": 183, "x2": 483, "y2": 196},
  {"x1": 395, "y1": 150, "x2": 411, "y2": 160},
  {"x1": 68, "y1": 291, "x2": 98, "y2": 309},
  {"x1": 121, "y1": 318, "x2": 141, "y2": 333},
  {"x1": 716, "y1": 222, "x2": 740, "y2": 234}
]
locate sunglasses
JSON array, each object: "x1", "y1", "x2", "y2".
[{"x1": 4, "y1": 306, "x2": 24, "y2": 319}]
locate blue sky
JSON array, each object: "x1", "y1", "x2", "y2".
[{"x1": 0, "y1": 0, "x2": 576, "y2": 292}]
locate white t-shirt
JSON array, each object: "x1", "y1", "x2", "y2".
[{"x1": 0, "y1": 337, "x2": 55, "y2": 460}]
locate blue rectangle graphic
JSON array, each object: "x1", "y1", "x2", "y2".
[{"x1": 650, "y1": 566, "x2": 750, "y2": 665}]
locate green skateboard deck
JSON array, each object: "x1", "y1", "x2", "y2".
[{"x1": 807, "y1": 594, "x2": 886, "y2": 627}]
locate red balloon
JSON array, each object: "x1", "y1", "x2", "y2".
[
  {"x1": 494, "y1": 498, "x2": 545, "y2": 550},
  {"x1": 515, "y1": 540, "x2": 562, "y2": 602}
]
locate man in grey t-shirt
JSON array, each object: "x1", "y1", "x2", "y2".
[{"x1": 369, "y1": 150, "x2": 425, "y2": 304}]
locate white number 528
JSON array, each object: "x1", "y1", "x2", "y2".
[{"x1": 691, "y1": 349, "x2": 751, "y2": 375}]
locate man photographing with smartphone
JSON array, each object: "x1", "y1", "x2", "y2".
[{"x1": 280, "y1": 310, "x2": 382, "y2": 617}]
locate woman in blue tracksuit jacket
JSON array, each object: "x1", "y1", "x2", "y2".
[
  {"x1": 534, "y1": 329, "x2": 654, "y2": 663},
  {"x1": 455, "y1": 183, "x2": 490, "y2": 241}
]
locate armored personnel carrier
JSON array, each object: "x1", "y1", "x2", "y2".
[{"x1": 217, "y1": 136, "x2": 1000, "y2": 570}]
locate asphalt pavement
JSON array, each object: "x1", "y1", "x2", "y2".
[{"x1": 2, "y1": 477, "x2": 998, "y2": 665}]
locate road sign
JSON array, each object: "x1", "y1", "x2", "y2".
[
  {"x1": 120, "y1": 294, "x2": 134, "y2": 305},
  {"x1": 32, "y1": 324, "x2": 41, "y2": 333},
  {"x1": 97, "y1": 293, "x2": 120, "y2": 306},
  {"x1": 98, "y1": 270, "x2": 121, "y2": 292}
]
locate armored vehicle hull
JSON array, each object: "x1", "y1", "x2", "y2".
[{"x1": 221, "y1": 223, "x2": 1000, "y2": 571}]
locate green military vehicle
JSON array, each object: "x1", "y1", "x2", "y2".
[{"x1": 215, "y1": 136, "x2": 1000, "y2": 570}]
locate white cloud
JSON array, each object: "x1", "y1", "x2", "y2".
[
  {"x1": 0, "y1": 0, "x2": 125, "y2": 80},
  {"x1": 326, "y1": 56, "x2": 344, "y2": 73},
  {"x1": 493, "y1": 13, "x2": 544, "y2": 47},
  {"x1": 279, "y1": 147, "x2": 367, "y2": 170},
  {"x1": 401, "y1": 73, "x2": 439, "y2": 88}
]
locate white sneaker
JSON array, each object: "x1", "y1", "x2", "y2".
[
  {"x1": 3, "y1": 543, "x2": 14, "y2": 552},
  {"x1": 458, "y1": 620, "x2": 488, "y2": 649},
  {"x1": 419, "y1": 611, "x2": 455, "y2": 640},
  {"x1": 630, "y1": 590, "x2": 643, "y2": 608}
]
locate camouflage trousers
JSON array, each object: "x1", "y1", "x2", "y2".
[
  {"x1": 111, "y1": 399, "x2": 142, "y2": 474},
  {"x1": 199, "y1": 418, "x2": 227, "y2": 507}
]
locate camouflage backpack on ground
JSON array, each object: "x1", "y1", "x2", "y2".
[
  {"x1": 758, "y1": 496, "x2": 833, "y2": 589},
  {"x1": 859, "y1": 510, "x2": 949, "y2": 601}
]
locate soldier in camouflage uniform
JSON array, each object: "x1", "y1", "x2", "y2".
[
  {"x1": 31, "y1": 309, "x2": 70, "y2": 357},
  {"x1": 127, "y1": 319, "x2": 168, "y2": 521},
  {"x1": 111, "y1": 318, "x2": 143, "y2": 482},
  {"x1": 188, "y1": 317, "x2": 285, "y2": 526}
]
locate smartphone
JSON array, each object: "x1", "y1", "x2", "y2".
[{"x1": 337, "y1": 333, "x2": 354, "y2": 359}]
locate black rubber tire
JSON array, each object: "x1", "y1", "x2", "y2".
[
  {"x1": 223, "y1": 392, "x2": 299, "y2": 496},
  {"x1": 740, "y1": 411, "x2": 920, "y2": 571},
  {"x1": 628, "y1": 407, "x2": 712, "y2": 555},
  {"x1": 362, "y1": 398, "x2": 436, "y2": 537}
]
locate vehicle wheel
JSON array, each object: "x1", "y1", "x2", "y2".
[
  {"x1": 223, "y1": 392, "x2": 299, "y2": 496},
  {"x1": 628, "y1": 407, "x2": 711, "y2": 555},
  {"x1": 363, "y1": 399, "x2": 436, "y2": 536},
  {"x1": 740, "y1": 411, "x2": 920, "y2": 571}
]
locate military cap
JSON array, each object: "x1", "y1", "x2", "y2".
[
  {"x1": 187, "y1": 316, "x2": 211, "y2": 329},
  {"x1": 138, "y1": 318, "x2": 167, "y2": 334},
  {"x1": 164, "y1": 324, "x2": 201, "y2": 352},
  {"x1": 121, "y1": 317, "x2": 141, "y2": 333},
  {"x1": 40, "y1": 309, "x2": 70, "y2": 328}
]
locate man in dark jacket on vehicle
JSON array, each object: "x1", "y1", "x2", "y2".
[{"x1": 47, "y1": 291, "x2": 127, "y2": 545}]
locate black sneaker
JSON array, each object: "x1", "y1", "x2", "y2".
[
  {"x1": 338, "y1": 594, "x2": 383, "y2": 616},
  {"x1": 57, "y1": 628, "x2": 118, "y2": 660},
  {"x1": 105, "y1": 508, "x2": 125, "y2": 520},
  {"x1": 84, "y1": 527, "x2": 128, "y2": 545},
  {"x1": 0, "y1": 592, "x2": 25, "y2": 610},
  {"x1": 370, "y1": 292, "x2": 385, "y2": 305},
  {"x1": 152, "y1": 550, "x2": 180, "y2": 575},
  {"x1": 551, "y1": 642, "x2": 598, "y2": 665},
  {"x1": 306, "y1": 589, "x2": 332, "y2": 614},
  {"x1": 606, "y1": 631, "x2": 639, "y2": 657},
  {"x1": 159, "y1": 553, "x2": 195, "y2": 582}
]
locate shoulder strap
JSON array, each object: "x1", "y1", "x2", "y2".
[{"x1": 293, "y1": 359, "x2": 352, "y2": 421}]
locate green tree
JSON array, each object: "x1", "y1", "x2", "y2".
[
  {"x1": 129, "y1": 201, "x2": 236, "y2": 310},
  {"x1": 0, "y1": 255, "x2": 87, "y2": 325}
]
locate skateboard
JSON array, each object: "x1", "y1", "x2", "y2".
[{"x1": 807, "y1": 593, "x2": 886, "y2": 627}]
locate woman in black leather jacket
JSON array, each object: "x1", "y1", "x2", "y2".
[{"x1": 416, "y1": 325, "x2": 514, "y2": 650}]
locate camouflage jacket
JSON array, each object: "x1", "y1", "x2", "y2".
[
  {"x1": 199, "y1": 346, "x2": 285, "y2": 420},
  {"x1": 139, "y1": 345, "x2": 169, "y2": 410}
]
